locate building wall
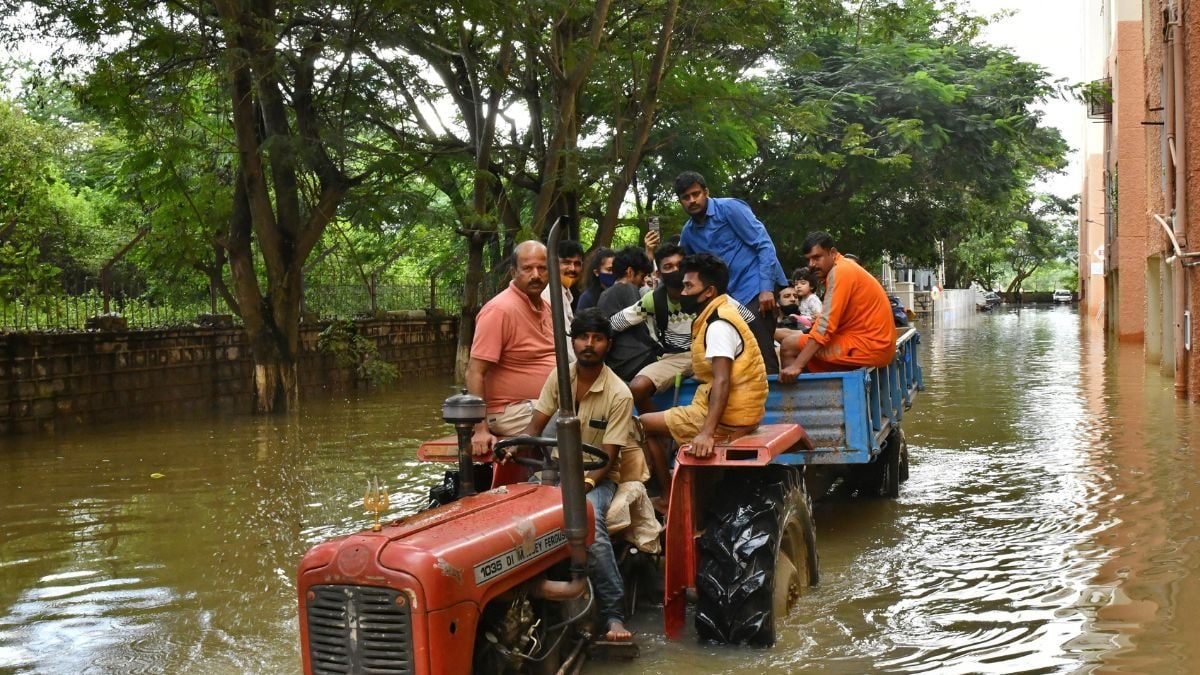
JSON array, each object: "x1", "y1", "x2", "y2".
[
  {"x1": 0, "y1": 317, "x2": 457, "y2": 435},
  {"x1": 1111, "y1": 13, "x2": 1149, "y2": 341},
  {"x1": 930, "y1": 289, "x2": 979, "y2": 329},
  {"x1": 1183, "y1": 0, "x2": 1200, "y2": 397},
  {"x1": 1091, "y1": 0, "x2": 1200, "y2": 399},
  {"x1": 1080, "y1": 152, "x2": 1108, "y2": 319},
  {"x1": 1141, "y1": 0, "x2": 1200, "y2": 396}
]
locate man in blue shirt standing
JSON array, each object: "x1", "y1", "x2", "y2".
[{"x1": 675, "y1": 171, "x2": 788, "y2": 373}]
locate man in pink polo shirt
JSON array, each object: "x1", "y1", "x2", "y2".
[{"x1": 467, "y1": 240, "x2": 558, "y2": 456}]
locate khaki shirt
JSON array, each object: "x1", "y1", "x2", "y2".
[{"x1": 534, "y1": 363, "x2": 648, "y2": 484}]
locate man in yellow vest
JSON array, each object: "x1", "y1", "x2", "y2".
[{"x1": 638, "y1": 253, "x2": 768, "y2": 502}]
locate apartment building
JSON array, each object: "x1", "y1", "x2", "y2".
[{"x1": 1082, "y1": 0, "x2": 1200, "y2": 398}]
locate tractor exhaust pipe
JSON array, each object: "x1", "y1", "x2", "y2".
[
  {"x1": 530, "y1": 577, "x2": 589, "y2": 601},
  {"x1": 546, "y1": 218, "x2": 590, "y2": 581}
]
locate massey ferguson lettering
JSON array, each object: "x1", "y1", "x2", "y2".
[{"x1": 473, "y1": 529, "x2": 568, "y2": 585}]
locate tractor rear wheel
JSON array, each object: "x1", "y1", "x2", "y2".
[{"x1": 694, "y1": 469, "x2": 818, "y2": 646}]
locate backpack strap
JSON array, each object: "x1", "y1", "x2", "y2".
[{"x1": 652, "y1": 284, "x2": 671, "y2": 338}]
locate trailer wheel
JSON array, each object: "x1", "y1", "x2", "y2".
[
  {"x1": 694, "y1": 469, "x2": 818, "y2": 646},
  {"x1": 898, "y1": 431, "x2": 910, "y2": 484},
  {"x1": 876, "y1": 429, "x2": 902, "y2": 498}
]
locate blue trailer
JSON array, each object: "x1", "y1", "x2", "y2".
[{"x1": 655, "y1": 327, "x2": 924, "y2": 497}]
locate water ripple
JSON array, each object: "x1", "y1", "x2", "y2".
[{"x1": 5, "y1": 311, "x2": 1200, "y2": 673}]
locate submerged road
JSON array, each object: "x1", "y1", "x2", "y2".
[{"x1": 2, "y1": 305, "x2": 1199, "y2": 673}]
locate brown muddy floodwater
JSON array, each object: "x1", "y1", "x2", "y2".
[{"x1": 2, "y1": 305, "x2": 1200, "y2": 674}]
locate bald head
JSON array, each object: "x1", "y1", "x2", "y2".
[
  {"x1": 510, "y1": 240, "x2": 549, "y2": 301},
  {"x1": 511, "y1": 240, "x2": 546, "y2": 266}
]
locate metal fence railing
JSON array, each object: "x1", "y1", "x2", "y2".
[
  {"x1": 303, "y1": 283, "x2": 464, "y2": 318},
  {"x1": 0, "y1": 286, "x2": 223, "y2": 331},
  {"x1": 1, "y1": 281, "x2": 467, "y2": 332}
]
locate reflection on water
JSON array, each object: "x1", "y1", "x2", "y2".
[
  {"x1": 2, "y1": 306, "x2": 1200, "y2": 673},
  {"x1": 0, "y1": 385, "x2": 461, "y2": 674}
]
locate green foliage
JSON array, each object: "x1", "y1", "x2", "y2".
[
  {"x1": 1024, "y1": 260, "x2": 1076, "y2": 292},
  {"x1": 0, "y1": 94, "x2": 91, "y2": 299},
  {"x1": 317, "y1": 319, "x2": 399, "y2": 386},
  {"x1": 0, "y1": 0, "x2": 1074, "y2": 347},
  {"x1": 0, "y1": 240, "x2": 59, "y2": 302},
  {"x1": 705, "y1": 1, "x2": 1069, "y2": 271},
  {"x1": 955, "y1": 192, "x2": 1077, "y2": 292}
]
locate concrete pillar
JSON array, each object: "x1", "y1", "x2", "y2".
[{"x1": 1109, "y1": 8, "x2": 1148, "y2": 342}]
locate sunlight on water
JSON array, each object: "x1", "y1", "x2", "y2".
[{"x1": 2, "y1": 307, "x2": 1199, "y2": 673}]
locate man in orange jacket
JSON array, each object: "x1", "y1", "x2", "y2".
[{"x1": 779, "y1": 231, "x2": 896, "y2": 382}]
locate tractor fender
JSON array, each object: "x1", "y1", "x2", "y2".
[{"x1": 675, "y1": 423, "x2": 812, "y2": 467}]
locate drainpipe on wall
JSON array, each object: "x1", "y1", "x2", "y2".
[{"x1": 1167, "y1": 0, "x2": 1189, "y2": 398}]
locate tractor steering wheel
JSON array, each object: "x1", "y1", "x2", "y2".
[{"x1": 492, "y1": 435, "x2": 610, "y2": 472}]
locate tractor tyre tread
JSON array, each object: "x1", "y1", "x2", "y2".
[{"x1": 694, "y1": 469, "x2": 815, "y2": 646}]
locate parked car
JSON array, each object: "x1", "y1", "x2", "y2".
[
  {"x1": 1053, "y1": 289, "x2": 1074, "y2": 303},
  {"x1": 983, "y1": 291, "x2": 1002, "y2": 308}
]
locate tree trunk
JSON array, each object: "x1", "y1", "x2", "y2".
[
  {"x1": 455, "y1": 234, "x2": 487, "y2": 381},
  {"x1": 942, "y1": 232, "x2": 964, "y2": 288},
  {"x1": 213, "y1": 2, "x2": 350, "y2": 413},
  {"x1": 1005, "y1": 267, "x2": 1038, "y2": 295},
  {"x1": 592, "y1": 0, "x2": 679, "y2": 247},
  {"x1": 529, "y1": 0, "x2": 612, "y2": 235},
  {"x1": 251, "y1": 346, "x2": 299, "y2": 414}
]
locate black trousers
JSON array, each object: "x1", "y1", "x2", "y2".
[{"x1": 747, "y1": 296, "x2": 779, "y2": 375}]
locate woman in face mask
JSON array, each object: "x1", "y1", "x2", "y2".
[{"x1": 576, "y1": 247, "x2": 616, "y2": 311}]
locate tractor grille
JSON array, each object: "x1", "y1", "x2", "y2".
[{"x1": 306, "y1": 584, "x2": 416, "y2": 674}]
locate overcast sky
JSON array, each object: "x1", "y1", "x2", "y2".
[{"x1": 964, "y1": 0, "x2": 1088, "y2": 201}]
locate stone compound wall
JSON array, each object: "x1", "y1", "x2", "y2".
[{"x1": 0, "y1": 316, "x2": 457, "y2": 435}]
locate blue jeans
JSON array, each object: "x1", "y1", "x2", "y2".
[{"x1": 586, "y1": 479, "x2": 624, "y2": 624}]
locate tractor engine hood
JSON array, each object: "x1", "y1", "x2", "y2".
[{"x1": 298, "y1": 483, "x2": 592, "y2": 612}]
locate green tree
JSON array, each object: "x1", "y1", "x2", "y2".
[
  {"x1": 711, "y1": 0, "x2": 1068, "y2": 270},
  {"x1": 0, "y1": 93, "x2": 97, "y2": 302},
  {"x1": 954, "y1": 193, "x2": 1076, "y2": 292},
  {"x1": 359, "y1": 0, "x2": 791, "y2": 374},
  {"x1": 998, "y1": 195, "x2": 1076, "y2": 294},
  {"x1": 2, "y1": 2, "x2": 440, "y2": 411}
]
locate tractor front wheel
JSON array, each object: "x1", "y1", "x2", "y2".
[{"x1": 694, "y1": 469, "x2": 818, "y2": 646}]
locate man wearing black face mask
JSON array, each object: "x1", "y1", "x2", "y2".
[
  {"x1": 777, "y1": 285, "x2": 801, "y2": 317},
  {"x1": 638, "y1": 253, "x2": 768, "y2": 502},
  {"x1": 609, "y1": 242, "x2": 756, "y2": 416},
  {"x1": 609, "y1": 243, "x2": 693, "y2": 414},
  {"x1": 674, "y1": 171, "x2": 788, "y2": 374}
]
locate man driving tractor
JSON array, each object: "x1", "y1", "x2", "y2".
[{"x1": 509, "y1": 308, "x2": 646, "y2": 643}]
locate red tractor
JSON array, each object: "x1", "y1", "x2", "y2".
[
  {"x1": 297, "y1": 221, "x2": 921, "y2": 673},
  {"x1": 297, "y1": 409, "x2": 818, "y2": 673}
]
